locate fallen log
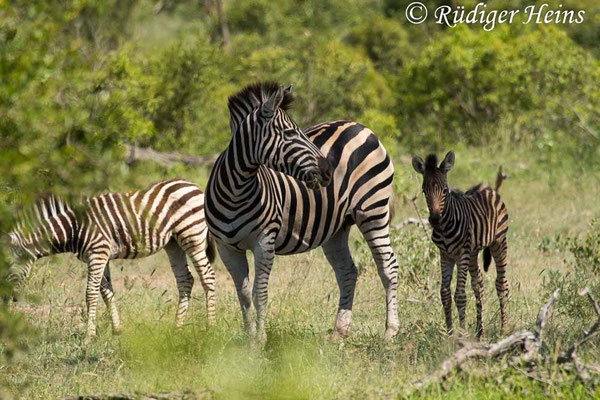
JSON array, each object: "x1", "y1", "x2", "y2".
[
  {"x1": 125, "y1": 145, "x2": 219, "y2": 167},
  {"x1": 412, "y1": 289, "x2": 559, "y2": 389},
  {"x1": 411, "y1": 288, "x2": 600, "y2": 390}
]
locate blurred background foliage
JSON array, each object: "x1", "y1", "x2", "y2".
[{"x1": 0, "y1": 0, "x2": 599, "y2": 365}]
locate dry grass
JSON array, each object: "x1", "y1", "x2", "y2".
[{"x1": 3, "y1": 148, "x2": 600, "y2": 399}]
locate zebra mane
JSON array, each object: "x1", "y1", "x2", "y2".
[
  {"x1": 227, "y1": 81, "x2": 294, "y2": 134},
  {"x1": 12, "y1": 194, "x2": 72, "y2": 237},
  {"x1": 425, "y1": 154, "x2": 439, "y2": 171}
]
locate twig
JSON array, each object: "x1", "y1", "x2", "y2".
[
  {"x1": 494, "y1": 165, "x2": 509, "y2": 192},
  {"x1": 409, "y1": 195, "x2": 429, "y2": 238},
  {"x1": 555, "y1": 288, "x2": 600, "y2": 381},
  {"x1": 391, "y1": 217, "x2": 430, "y2": 230},
  {"x1": 125, "y1": 145, "x2": 218, "y2": 167}
]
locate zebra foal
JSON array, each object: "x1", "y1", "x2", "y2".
[
  {"x1": 206, "y1": 82, "x2": 400, "y2": 342},
  {"x1": 6, "y1": 179, "x2": 216, "y2": 342},
  {"x1": 412, "y1": 151, "x2": 509, "y2": 337}
]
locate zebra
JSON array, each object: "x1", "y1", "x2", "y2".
[
  {"x1": 412, "y1": 151, "x2": 509, "y2": 337},
  {"x1": 205, "y1": 81, "x2": 400, "y2": 342},
  {"x1": 6, "y1": 179, "x2": 216, "y2": 342}
]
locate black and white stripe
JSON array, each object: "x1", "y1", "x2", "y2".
[
  {"x1": 7, "y1": 179, "x2": 215, "y2": 341},
  {"x1": 206, "y1": 82, "x2": 400, "y2": 341},
  {"x1": 412, "y1": 152, "x2": 509, "y2": 337}
]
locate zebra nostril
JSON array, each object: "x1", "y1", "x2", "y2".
[{"x1": 318, "y1": 157, "x2": 332, "y2": 182}]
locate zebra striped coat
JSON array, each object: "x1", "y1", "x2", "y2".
[
  {"x1": 7, "y1": 179, "x2": 215, "y2": 341},
  {"x1": 206, "y1": 82, "x2": 400, "y2": 342},
  {"x1": 412, "y1": 152, "x2": 509, "y2": 337}
]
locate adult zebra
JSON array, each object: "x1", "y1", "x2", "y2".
[
  {"x1": 412, "y1": 152, "x2": 509, "y2": 337},
  {"x1": 205, "y1": 82, "x2": 399, "y2": 342},
  {"x1": 6, "y1": 179, "x2": 216, "y2": 342}
]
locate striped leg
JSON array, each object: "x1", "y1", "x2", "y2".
[
  {"x1": 187, "y1": 245, "x2": 216, "y2": 326},
  {"x1": 440, "y1": 253, "x2": 455, "y2": 335},
  {"x1": 490, "y1": 238, "x2": 509, "y2": 333},
  {"x1": 85, "y1": 252, "x2": 109, "y2": 343},
  {"x1": 322, "y1": 227, "x2": 357, "y2": 338},
  {"x1": 99, "y1": 263, "x2": 122, "y2": 334},
  {"x1": 165, "y1": 240, "x2": 194, "y2": 328},
  {"x1": 218, "y1": 243, "x2": 254, "y2": 336},
  {"x1": 252, "y1": 232, "x2": 276, "y2": 344},
  {"x1": 454, "y1": 266, "x2": 468, "y2": 331},
  {"x1": 454, "y1": 256, "x2": 468, "y2": 331},
  {"x1": 357, "y1": 211, "x2": 400, "y2": 340},
  {"x1": 464, "y1": 251, "x2": 484, "y2": 338}
]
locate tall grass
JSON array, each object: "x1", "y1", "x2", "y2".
[{"x1": 3, "y1": 145, "x2": 600, "y2": 398}]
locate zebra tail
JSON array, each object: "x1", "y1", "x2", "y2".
[
  {"x1": 206, "y1": 230, "x2": 217, "y2": 264},
  {"x1": 483, "y1": 247, "x2": 492, "y2": 272}
]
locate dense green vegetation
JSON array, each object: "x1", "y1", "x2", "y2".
[{"x1": 1, "y1": 0, "x2": 599, "y2": 398}]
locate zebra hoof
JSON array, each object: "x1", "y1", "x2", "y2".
[
  {"x1": 333, "y1": 328, "x2": 349, "y2": 341},
  {"x1": 84, "y1": 334, "x2": 96, "y2": 345},
  {"x1": 112, "y1": 326, "x2": 124, "y2": 336},
  {"x1": 384, "y1": 326, "x2": 399, "y2": 341}
]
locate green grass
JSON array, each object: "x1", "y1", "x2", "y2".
[{"x1": 3, "y1": 146, "x2": 600, "y2": 399}]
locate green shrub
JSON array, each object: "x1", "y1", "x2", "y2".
[{"x1": 396, "y1": 25, "x2": 600, "y2": 148}]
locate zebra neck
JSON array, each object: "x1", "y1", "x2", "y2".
[
  {"x1": 438, "y1": 193, "x2": 461, "y2": 232},
  {"x1": 214, "y1": 135, "x2": 263, "y2": 204}
]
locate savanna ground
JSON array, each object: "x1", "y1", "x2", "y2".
[{"x1": 3, "y1": 146, "x2": 600, "y2": 399}]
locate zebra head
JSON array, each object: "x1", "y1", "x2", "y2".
[
  {"x1": 228, "y1": 82, "x2": 332, "y2": 190},
  {"x1": 412, "y1": 151, "x2": 455, "y2": 226}
]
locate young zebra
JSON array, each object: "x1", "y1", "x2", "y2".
[
  {"x1": 412, "y1": 152, "x2": 509, "y2": 337},
  {"x1": 6, "y1": 179, "x2": 216, "y2": 342},
  {"x1": 206, "y1": 82, "x2": 400, "y2": 342}
]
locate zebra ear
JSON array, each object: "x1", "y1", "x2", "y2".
[
  {"x1": 439, "y1": 151, "x2": 455, "y2": 174},
  {"x1": 412, "y1": 156, "x2": 425, "y2": 175},
  {"x1": 285, "y1": 84, "x2": 293, "y2": 94},
  {"x1": 262, "y1": 86, "x2": 285, "y2": 116}
]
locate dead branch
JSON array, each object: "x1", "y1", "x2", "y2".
[
  {"x1": 494, "y1": 165, "x2": 509, "y2": 192},
  {"x1": 412, "y1": 289, "x2": 560, "y2": 389},
  {"x1": 409, "y1": 195, "x2": 430, "y2": 238},
  {"x1": 411, "y1": 287, "x2": 600, "y2": 391},
  {"x1": 125, "y1": 145, "x2": 218, "y2": 167},
  {"x1": 555, "y1": 288, "x2": 600, "y2": 381},
  {"x1": 61, "y1": 389, "x2": 205, "y2": 400},
  {"x1": 391, "y1": 217, "x2": 430, "y2": 230},
  {"x1": 412, "y1": 330, "x2": 538, "y2": 389}
]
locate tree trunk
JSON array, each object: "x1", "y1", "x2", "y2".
[{"x1": 215, "y1": 0, "x2": 231, "y2": 52}]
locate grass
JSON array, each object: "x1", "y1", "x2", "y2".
[{"x1": 2, "y1": 146, "x2": 600, "y2": 399}]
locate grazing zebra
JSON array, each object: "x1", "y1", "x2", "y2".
[
  {"x1": 6, "y1": 179, "x2": 216, "y2": 342},
  {"x1": 206, "y1": 82, "x2": 399, "y2": 342},
  {"x1": 412, "y1": 152, "x2": 509, "y2": 337}
]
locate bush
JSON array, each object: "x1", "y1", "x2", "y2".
[{"x1": 396, "y1": 25, "x2": 600, "y2": 148}]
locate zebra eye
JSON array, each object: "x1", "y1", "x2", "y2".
[{"x1": 283, "y1": 129, "x2": 296, "y2": 139}]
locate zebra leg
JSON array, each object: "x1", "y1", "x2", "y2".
[
  {"x1": 464, "y1": 251, "x2": 484, "y2": 338},
  {"x1": 322, "y1": 227, "x2": 357, "y2": 339},
  {"x1": 490, "y1": 238, "x2": 509, "y2": 333},
  {"x1": 356, "y1": 211, "x2": 400, "y2": 340},
  {"x1": 99, "y1": 263, "x2": 122, "y2": 334},
  {"x1": 165, "y1": 240, "x2": 194, "y2": 328},
  {"x1": 440, "y1": 253, "x2": 455, "y2": 335},
  {"x1": 252, "y1": 233, "x2": 276, "y2": 344},
  {"x1": 186, "y1": 243, "x2": 216, "y2": 326},
  {"x1": 454, "y1": 255, "x2": 469, "y2": 331},
  {"x1": 217, "y1": 242, "x2": 255, "y2": 336},
  {"x1": 85, "y1": 253, "x2": 109, "y2": 343}
]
